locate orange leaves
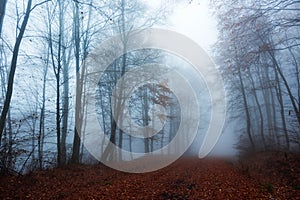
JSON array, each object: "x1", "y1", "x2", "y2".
[{"x1": 0, "y1": 156, "x2": 299, "y2": 199}]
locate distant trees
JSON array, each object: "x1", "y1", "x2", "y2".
[
  {"x1": 96, "y1": 0, "x2": 168, "y2": 161},
  {"x1": 0, "y1": 0, "x2": 172, "y2": 173},
  {"x1": 212, "y1": 0, "x2": 300, "y2": 153}
]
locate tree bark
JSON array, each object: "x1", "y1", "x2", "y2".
[
  {"x1": 238, "y1": 66, "x2": 255, "y2": 150},
  {"x1": 0, "y1": 0, "x2": 7, "y2": 37},
  {"x1": 249, "y1": 70, "x2": 266, "y2": 150},
  {"x1": 71, "y1": 0, "x2": 81, "y2": 164},
  {"x1": 60, "y1": 0, "x2": 69, "y2": 166}
]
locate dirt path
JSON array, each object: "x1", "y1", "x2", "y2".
[{"x1": 0, "y1": 156, "x2": 299, "y2": 199}]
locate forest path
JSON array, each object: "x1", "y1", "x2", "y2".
[{"x1": 1, "y1": 156, "x2": 299, "y2": 199}]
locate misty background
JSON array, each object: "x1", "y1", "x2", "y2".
[{"x1": 0, "y1": 0, "x2": 299, "y2": 174}]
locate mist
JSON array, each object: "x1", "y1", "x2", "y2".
[{"x1": 1, "y1": 0, "x2": 300, "y2": 199}]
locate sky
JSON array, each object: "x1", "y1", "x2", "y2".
[
  {"x1": 165, "y1": 1, "x2": 237, "y2": 156},
  {"x1": 145, "y1": 0, "x2": 218, "y2": 51},
  {"x1": 168, "y1": 0, "x2": 218, "y2": 52}
]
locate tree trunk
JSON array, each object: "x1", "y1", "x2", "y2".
[
  {"x1": 273, "y1": 62, "x2": 289, "y2": 151},
  {"x1": 56, "y1": 70, "x2": 61, "y2": 166},
  {"x1": 143, "y1": 86, "x2": 149, "y2": 153},
  {"x1": 249, "y1": 71, "x2": 265, "y2": 150},
  {"x1": 238, "y1": 66, "x2": 255, "y2": 149},
  {"x1": 71, "y1": 0, "x2": 81, "y2": 164},
  {"x1": 0, "y1": 0, "x2": 7, "y2": 37},
  {"x1": 102, "y1": 0, "x2": 127, "y2": 161},
  {"x1": 0, "y1": 0, "x2": 32, "y2": 141},
  {"x1": 48, "y1": 1, "x2": 62, "y2": 166},
  {"x1": 268, "y1": 50, "x2": 300, "y2": 126},
  {"x1": 7, "y1": 110, "x2": 12, "y2": 168},
  {"x1": 60, "y1": 0, "x2": 69, "y2": 165}
]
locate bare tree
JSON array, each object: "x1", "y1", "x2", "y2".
[
  {"x1": 71, "y1": 0, "x2": 97, "y2": 163},
  {"x1": 0, "y1": 0, "x2": 33, "y2": 144},
  {"x1": 212, "y1": 0, "x2": 300, "y2": 152},
  {"x1": 71, "y1": 0, "x2": 82, "y2": 164}
]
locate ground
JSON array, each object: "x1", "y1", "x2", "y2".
[{"x1": 0, "y1": 152, "x2": 300, "y2": 199}]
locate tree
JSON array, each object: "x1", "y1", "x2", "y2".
[
  {"x1": 71, "y1": 0, "x2": 81, "y2": 164},
  {"x1": 38, "y1": 46, "x2": 49, "y2": 169},
  {"x1": 0, "y1": 0, "x2": 33, "y2": 145},
  {"x1": 47, "y1": 0, "x2": 74, "y2": 166},
  {"x1": 211, "y1": 0, "x2": 300, "y2": 152},
  {"x1": 0, "y1": 0, "x2": 8, "y2": 148},
  {"x1": 71, "y1": 0, "x2": 100, "y2": 163},
  {"x1": 0, "y1": 0, "x2": 7, "y2": 37}
]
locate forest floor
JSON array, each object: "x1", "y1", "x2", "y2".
[{"x1": 0, "y1": 152, "x2": 300, "y2": 199}]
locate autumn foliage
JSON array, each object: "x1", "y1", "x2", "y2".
[{"x1": 1, "y1": 154, "x2": 299, "y2": 199}]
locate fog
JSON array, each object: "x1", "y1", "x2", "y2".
[
  {"x1": 2, "y1": 0, "x2": 299, "y2": 198},
  {"x1": 166, "y1": 1, "x2": 236, "y2": 157},
  {"x1": 1, "y1": 0, "x2": 299, "y2": 175}
]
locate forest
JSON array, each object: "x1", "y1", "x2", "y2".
[{"x1": 0, "y1": 0, "x2": 300, "y2": 199}]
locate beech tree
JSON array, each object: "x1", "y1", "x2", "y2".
[
  {"x1": 0, "y1": 0, "x2": 175, "y2": 171},
  {"x1": 212, "y1": 0, "x2": 300, "y2": 152}
]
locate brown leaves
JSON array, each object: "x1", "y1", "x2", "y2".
[{"x1": 0, "y1": 156, "x2": 299, "y2": 199}]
